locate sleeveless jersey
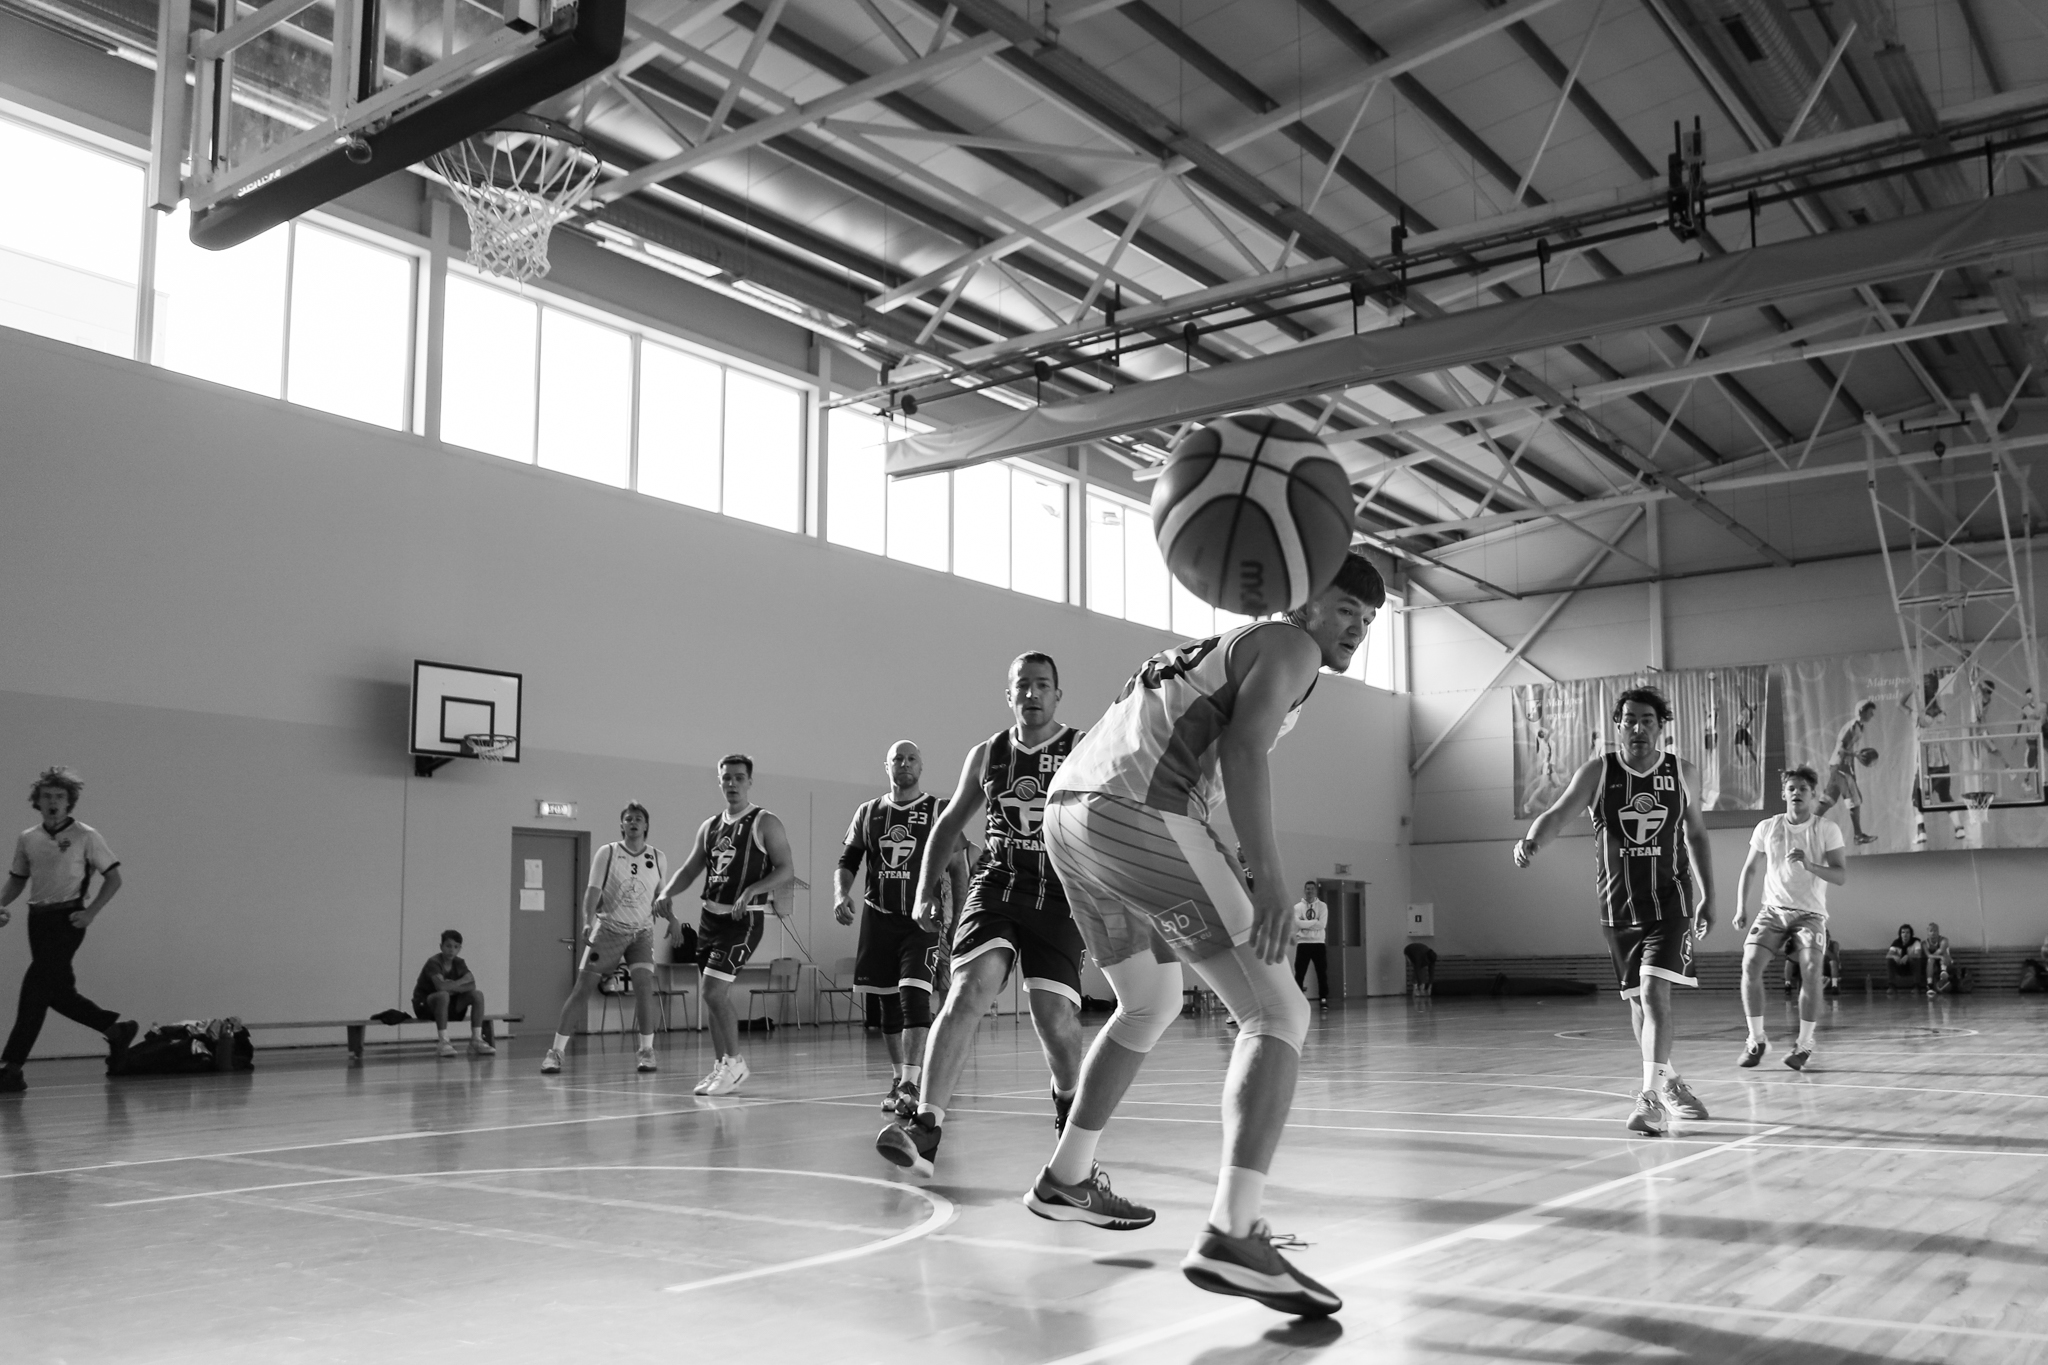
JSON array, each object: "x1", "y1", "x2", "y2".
[
  {"x1": 589, "y1": 841, "x2": 669, "y2": 931},
  {"x1": 841, "y1": 793, "x2": 948, "y2": 916},
  {"x1": 1050, "y1": 622, "x2": 1312, "y2": 821},
  {"x1": 701, "y1": 806, "x2": 773, "y2": 909},
  {"x1": 978, "y1": 725, "x2": 1080, "y2": 905},
  {"x1": 1589, "y1": 751, "x2": 1692, "y2": 926}
]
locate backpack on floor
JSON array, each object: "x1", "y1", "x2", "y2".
[{"x1": 109, "y1": 1018, "x2": 255, "y2": 1076}]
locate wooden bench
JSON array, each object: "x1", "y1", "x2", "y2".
[{"x1": 245, "y1": 1013, "x2": 523, "y2": 1060}]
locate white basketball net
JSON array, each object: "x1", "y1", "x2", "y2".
[{"x1": 430, "y1": 121, "x2": 599, "y2": 282}]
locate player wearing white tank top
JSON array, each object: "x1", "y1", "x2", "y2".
[{"x1": 1025, "y1": 554, "x2": 1385, "y2": 1319}]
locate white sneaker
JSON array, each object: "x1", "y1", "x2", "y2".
[
  {"x1": 636, "y1": 1046, "x2": 658, "y2": 1073},
  {"x1": 540, "y1": 1047, "x2": 563, "y2": 1075},
  {"x1": 470, "y1": 1036, "x2": 496, "y2": 1056},
  {"x1": 693, "y1": 1058, "x2": 728, "y2": 1095},
  {"x1": 704, "y1": 1056, "x2": 749, "y2": 1095},
  {"x1": 438, "y1": 1040, "x2": 457, "y2": 1058}
]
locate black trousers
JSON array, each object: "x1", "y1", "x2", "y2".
[
  {"x1": 3, "y1": 902, "x2": 119, "y2": 1066},
  {"x1": 1293, "y1": 942, "x2": 1329, "y2": 999}
]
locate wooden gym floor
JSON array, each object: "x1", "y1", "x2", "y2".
[{"x1": 4, "y1": 991, "x2": 2046, "y2": 1364}]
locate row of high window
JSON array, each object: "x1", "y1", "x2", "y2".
[{"x1": 0, "y1": 109, "x2": 1403, "y2": 689}]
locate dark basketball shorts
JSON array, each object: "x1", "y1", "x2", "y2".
[
  {"x1": 581, "y1": 921, "x2": 656, "y2": 975},
  {"x1": 951, "y1": 875, "x2": 1084, "y2": 1005},
  {"x1": 697, "y1": 908, "x2": 766, "y2": 981},
  {"x1": 855, "y1": 910, "x2": 944, "y2": 995},
  {"x1": 1745, "y1": 905, "x2": 1828, "y2": 958},
  {"x1": 413, "y1": 990, "x2": 480, "y2": 1021},
  {"x1": 1602, "y1": 914, "x2": 1698, "y2": 999},
  {"x1": 1041, "y1": 790, "x2": 1250, "y2": 969}
]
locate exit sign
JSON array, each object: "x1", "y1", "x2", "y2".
[{"x1": 537, "y1": 800, "x2": 577, "y2": 819}]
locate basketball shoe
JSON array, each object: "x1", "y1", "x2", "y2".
[
  {"x1": 1737, "y1": 1040, "x2": 1767, "y2": 1068},
  {"x1": 1659, "y1": 1075, "x2": 1709, "y2": 1120},
  {"x1": 636, "y1": 1046, "x2": 658, "y2": 1073},
  {"x1": 693, "y1": 1058, "x2": 727, "y2": 1094},
  {"x1": 1625, "y1": 1089, "x2": 1668, "y2": 1136},
  {"x1": 1023, "y1": 1165, "x2": 1155, "y2": 1229},
  {"x1": 540, "y1": 1048, "x2": 564, "y2": 1075},
  {"x1": 1181, "y1": 1221, "x2": 1341, "y2": 1317},
  {"x1": 703, "y1": 1057, "x2": 748, "y2": 1095},
  {"x1": 876, "y1": 1112, "x2": 940, "y2": 1178}
]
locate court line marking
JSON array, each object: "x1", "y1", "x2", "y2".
[
  {"x1": 1031, "y1": 1123, "x2": 1793, "y2": 1365},
  {"x1": 95, "y1": 1163, "x2": 955, "y2": 1292},
  {"x1": 1420, "y1": 1283, "x2": 2048, "y2": 1347},
  {"x1": 0, "y1": 1088, "x2": 884, "y2": 1182}
]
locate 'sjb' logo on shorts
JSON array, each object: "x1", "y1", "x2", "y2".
[
  {"x1": 1153, "y1": 907, "x2": 1200, "y2": 943},
  {"x1": 880, "y1": 824, "x2": 917, "y2": 868},
  {"x1": 997, "y1": 777, "x2": 1046, "y2": 836},
  {"x1": 1619, "y1": 793, "x2": 1669, "y2": 844}
]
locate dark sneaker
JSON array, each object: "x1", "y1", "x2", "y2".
[
  {"x1": 1784, "y1": 1048, "x2": 1814, "y2": 1071},
  {"x1": 876, "y1": 1112, "x2": 940, "y2": 1177},
  {"x1": 1659, "y1": 1076, "x2": 1709, "y2": 1120},
  {"x1": 105, "y1": 1020, "x2": 138, "y2": 1056},
  {"x1": 1053, "y1": 1087, "x2": 1075, "y2": 1135},
  {"x1": 0, "y1": 1066, "x2": 23, "y2": 1095},
  {"x1": 880, "y1": 1078, "x2": 903, "y2": 1113},
  {"x1": 1181, "y1": 1220, "x2": 1341, "y2": 1317},
  {"x1": 1626, "y1": 1089, "x2": 1668, "y2": 1136},
  {"x1": 1737, "y1": 1040, "x2": 1767, "y2": 1068},
  {"x1": 890, "y1": 1080, "x2": 921, "y2": 1119},
  {"x1": 1022, "y1": 1164, "x2": 1156, "y2": 1230}
]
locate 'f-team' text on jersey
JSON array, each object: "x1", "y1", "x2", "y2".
[
  {"x1": 700, "y1": 806, "x2": 773, "y2": 909},
  {"x1": 839, "y1": 793, "x2": 949, "y2": 917},
  {"x1": 1589, "y1": 751, "x2": 1693, "y2": 926}
]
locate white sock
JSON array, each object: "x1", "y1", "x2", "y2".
[
  {"x1": 1647, "y1": 1060, "x2": 1676, "y2": 1091},
  {"x1": 1746, "y1": 1015, "x2": 1767, "y2": 1043},
  {"x1": 551, "y1": 1033, "x2": 572, "y2": 1053},
  {"x1": 1048, "y1": 1125, "x2": 1103, "y2": 1185},
  {"x1": 437, "y1": 1029, "x2": 448, "y2": 1042},
  {"x1": 902, "y1": 1064, "x2": 922, "y2": 1085},
  {"x1": 1797, "y1": 1020, "x2": 1817, "y2": 1048},
  {"x1": 917, "y1": 1103, "x2": 945, "y2": 1126},
  {"x1": 1210, "y1": 1166, "x2": 1266, "y2": 1238},
  {"x1": 639, "y1": 1034, "x2": 655, "y2": 1050}
]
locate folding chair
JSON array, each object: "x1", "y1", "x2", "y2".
[
  {"x1": 747, "y1": 956, "x2": 801, "y2": 1029},
  {"x1": 816, "y1": 956, "x2": 859, "y2": 1025}
]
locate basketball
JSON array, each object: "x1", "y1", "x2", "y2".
[
  {"x1": 1150, "y1": 413, "x2": 1356, "y2": 616},
  {"x1": 1859, "y1": 747, "x2": 1880, "y2": 766}
]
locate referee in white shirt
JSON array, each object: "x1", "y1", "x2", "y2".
[{"x1": 0, "y1": 767, "x2": 136, "y2": 1093}]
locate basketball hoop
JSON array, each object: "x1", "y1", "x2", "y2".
[
  {"x1": 428, "y1": 115, "x2": 600, "y2": 282},
  {"x1": 463, "y1": 733, "x2": 518, "y2": 763}
]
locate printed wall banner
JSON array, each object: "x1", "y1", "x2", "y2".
[
  {"x1": 1779, "y1": 650, "x2": 2048, "y2": 853},
  {"x1": 1511, "y1": 665, "x2": 1768, "y2": 817}
]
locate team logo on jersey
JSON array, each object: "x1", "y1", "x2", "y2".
[
  {"x1": 1619, "y1": 793, "x2": 1669, "y2": 844},
  {"x1": 996, "y1": 777, "x2": 1046, "y2": 836},
  {"x1": 710, "y1": 838, "x2": 736, "y2": 878},
  {"x1": 880, "y1": 824, "x2": 917, "y2": 869}
]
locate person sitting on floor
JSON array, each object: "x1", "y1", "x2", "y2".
[
  {"x1": 1923, "y1": 922, "x2": 1957, "y2": 995},
  {"x1": 414, "y1": 930, "x2": 493, "y2": 1057},
  {"x1": 1884, "y1": 924, "x2": 1924, "y2": 992}
]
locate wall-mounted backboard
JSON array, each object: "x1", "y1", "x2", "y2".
[{"x1": 411, "y1": 660, "x2": 522, "y2": 776}]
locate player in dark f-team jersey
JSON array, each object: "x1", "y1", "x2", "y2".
[
  {"x1": 876, "y1": 652, "x2": 1086, "y2": 1178},
  {"x1": 1515, "y1": 687, "x2": 1716, "y2": 1136},
  {"x1": 835, "y1": 740, "x2": 969, "y2": 1113}
]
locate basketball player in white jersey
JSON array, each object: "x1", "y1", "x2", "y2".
[
  {"x1": 835, "y1": 741, "x2": 969, "y2": 1111},
  {"x1": 1025, "y1": 555, "x2": 1387, "y2": 1317},
  {"x1": 541, "y1": 802, "x2": 669, "y2": 1076},
  {"x1": 875, "y1": 654, "x2": 1088, "y2": 1179},
  {"x1": 657, "y1": 756, "x2": 794, "y2": 1096},
  {"x1": 1734, "y1": 766, "x2": 1845, "y2": 1070}
]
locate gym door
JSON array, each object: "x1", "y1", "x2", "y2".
[
  {"x1": 1315, "y1": 879, "x2": 1366, "y2": 999},
  {"x1": 509, "y1": 829, "x2": 586, "y2": 1025}
]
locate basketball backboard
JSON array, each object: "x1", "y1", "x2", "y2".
[
  {"x1": 411, "y1": 660, "x2": 522, "y2": 776},
  {"x1": 150, "y1": 0, "x2": 624, "y2": 250}
]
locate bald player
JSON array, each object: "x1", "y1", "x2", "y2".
[{"x1": 836, "y1": 741, "x2": 969, "y2": 1112}]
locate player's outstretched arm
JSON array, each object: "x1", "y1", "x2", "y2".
[
  {"x1": 1218, "y1": 625, "x2": 1323, "y2": 965},
  {"x1": 1678, "y1": 757, "x2": 1715, "y2": 935},
  {"x1": 1733, "y1": 846, "x2": 1765, "y2": 933},
  {"x1": 916, "y1": 744, "x2": 988, "y2": 930},
  {"x1": 1515, "y1": 758, "x2": 1603, "y2": 866},
  {"x1": 737, "y1": 813, "x2": 798, "y2": 916}
]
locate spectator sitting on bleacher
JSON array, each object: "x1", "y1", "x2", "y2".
[
  {"x1": 414, "y1": 931, "x2": 493, "y2": 1058},
  {"x1": 1923, "y1": 922, "x2": 1956, "y2": 995},
  {"x1": 1885, "y1": 924, "x2": 1925, "y2": 992}
]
